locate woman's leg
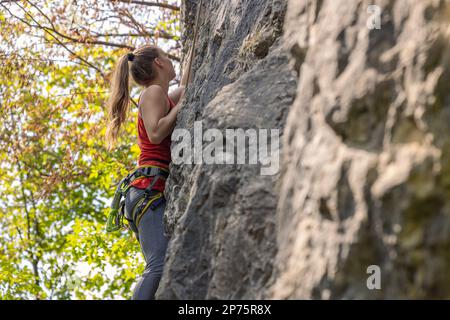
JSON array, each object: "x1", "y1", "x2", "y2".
[{"x1": 124, "y1": 187, "x2": 169, "y2": 300}]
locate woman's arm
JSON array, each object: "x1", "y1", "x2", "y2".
[
  {"x1": 141, "y1": 85, "x2": 180, "y2": 144},
  {"x1": 180, "y1": 45, "x2": 195, "y2": 87},
  {"x1": 169, "y1": 46, "x2": 195, "y2": 104}
]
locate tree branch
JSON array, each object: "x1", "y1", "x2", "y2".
[
  {"x1": 6, "y1": 2, "x2": 181, "y2": 63},
  {"x1": 111, "y1": 0, "x2": 180, "y2": 11},
  {"x1": 13, "y1": 2, "x2": 106, "y2": 78},
  {"x1": 1, "y1": 3, "x2": 105, "y2": 75}
]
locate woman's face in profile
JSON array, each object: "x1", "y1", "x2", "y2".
[{"x1": 158, "y1": 49, "x2": 176, "y2": 81}]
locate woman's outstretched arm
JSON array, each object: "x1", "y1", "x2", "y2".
[
  {"x1": 180, "y1": 45, "x2": 195, "y2": 87},
  {"x1": 169, "y1": 45, "x2": 195, "y2": 105}
]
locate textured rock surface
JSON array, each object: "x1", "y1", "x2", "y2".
[
  {"x1": 158, "y1": 0, "x2": 450, "y2": 299},
  {"x1": 158, "y1": 0, "x2": 297, "y2": 299},
  {"x1": 271, "y1": 0, "x2": 450, "y2": 299}
]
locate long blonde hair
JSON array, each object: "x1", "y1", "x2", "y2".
[{"x1": 105, "y1": 44, "x2": 161, "y2": 151}]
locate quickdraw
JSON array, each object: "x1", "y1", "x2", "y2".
[{"x1": 105, "y1": 164, "x2": 169, "y2": 233}]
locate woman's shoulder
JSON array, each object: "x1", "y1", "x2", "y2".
[
  {"x1": 141, "y1": 85, "x2": 167, "y2": 102},
  {"x1": 138, "y1": 85, "x2": 170, "y2": 116}
]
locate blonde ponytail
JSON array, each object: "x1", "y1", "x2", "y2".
[
  {"x1": 105, "y1": 45, "x2": 161, "y2": 151},
  {"x1": 105, "y1": 54, "x2": 131, "y2": 152}
]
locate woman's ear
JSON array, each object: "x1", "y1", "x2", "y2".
[{"x1": 154, "y1": 57, "x2": 163, "y2": 68}]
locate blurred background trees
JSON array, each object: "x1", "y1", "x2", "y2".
[{"x1": 0, "y1": 0, "x2": 180, "y2": 299}]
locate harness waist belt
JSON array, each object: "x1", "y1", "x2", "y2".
[
  {"x1": 124, "y1": 166, "x2": 169, "y2": 186},
  {"x1": 105, "y1": 165, "x2": 169, "y2": 233}
]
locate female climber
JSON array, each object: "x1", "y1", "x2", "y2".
[{"x1": 104, "y1": 44, "x2": 195, "y2": 300}]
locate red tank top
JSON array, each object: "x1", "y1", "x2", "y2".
[{"x1": 129, "y1": 90, "x2": 176, "y2": 192}]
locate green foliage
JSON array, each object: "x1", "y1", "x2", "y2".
[{"x1": 0, "y1": 0, "x2": 180, "y2": 299}]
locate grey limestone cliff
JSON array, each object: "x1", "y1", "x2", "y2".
[{"x1": 157, "y1": 0, "x2": 450, "y2": 299}]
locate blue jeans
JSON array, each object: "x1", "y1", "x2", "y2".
[{"x1": 124, "y1": 186, "x2": 169, "y2": 300}]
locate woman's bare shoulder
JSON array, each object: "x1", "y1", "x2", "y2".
[
  {"x1": 141, "y1": 85, "x2": 167, "y2": 103},
  {"x1": 139, "y1": 85, "x2": 169, "y2": 116}
]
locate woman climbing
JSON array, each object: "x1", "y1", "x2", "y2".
[{"x1": 104, "y1": 43, "x2": 195, "y2": 300}]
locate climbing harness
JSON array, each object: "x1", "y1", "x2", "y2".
[{"x1": 105, "y1": 163, "x2": 169, "y2": 233}]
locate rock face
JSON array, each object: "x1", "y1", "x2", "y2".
[
  {"x1": 270, "y1": 0, "x2": 450, "y2": 299},
  {"x1": 157, "y1": 0, "x2": 297, "y2": 299},
  {"x1": 158, "y1": 0, "x2": 450, "y2": 299}
]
